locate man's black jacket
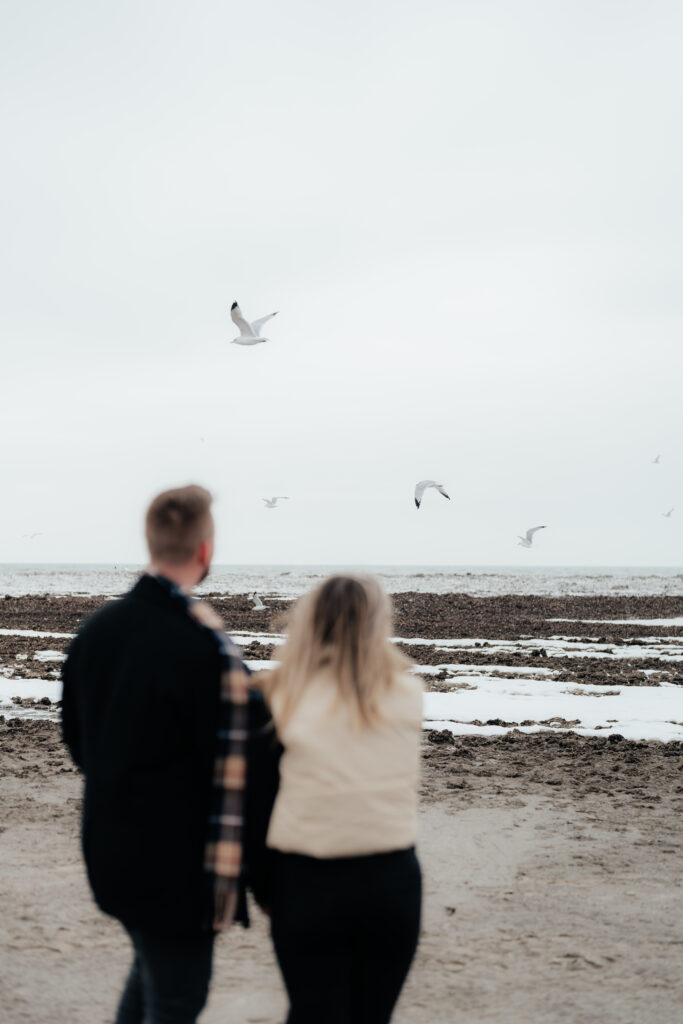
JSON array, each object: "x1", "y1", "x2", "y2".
[{"x1": 61, "y1": 574, "x2": 280, "y2": 935}]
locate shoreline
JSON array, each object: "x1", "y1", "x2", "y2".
[
  {"x1": 2, "y1": 589, "x2": 683, "y2": 636},
  {"x1": 2, "y1": 593, "x2": 683, "y2": 739}
]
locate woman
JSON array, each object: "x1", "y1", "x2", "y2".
[{"x1": 258, "y1": 574, "x2": 423, "y2": 1024}]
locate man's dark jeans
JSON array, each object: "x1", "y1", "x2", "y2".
[{"x1": 114, "y1": 927, "x2": 215, "y2": 1024}]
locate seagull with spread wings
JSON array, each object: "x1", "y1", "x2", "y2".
[
  {"x1": 250, "y1": 593, "x2": 266, "y2": 611},
  {"x1": 263, "y1": 497, "x2": 290, "y2": 508},
  {"x1": 414, "y1": 480, "x2": 450, "y2": 509},
  {"x1": 230, "y1": 301, "x2": 278, "y2": 345},
  {"x1": 663, "y1": 508, "x2": 675, "y2": 518},
  {"x1": 518, "y1": 525, "x2": 547, "y2": 548}
]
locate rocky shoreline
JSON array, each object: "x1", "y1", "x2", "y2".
[
  {"x1": 3, "y1": 590, "x2": 683, "y2": 638},
  {"x1": 3, "y1": 591, "x2": 683, "y2": 700}
]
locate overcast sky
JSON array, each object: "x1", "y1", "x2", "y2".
[{"x1": 1, "y1": 0, "x2": 682, "y2": 567}]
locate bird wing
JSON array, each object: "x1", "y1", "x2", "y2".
[
  {"x1": 525, "y1": 525, "x2": 547, "y2": 542},
  {"x1": 436, "y1": 484, "x2": 450, "y2": 501},
  {"x1": 250, "y1": 312, "x2": 278, "y2": 336},
  {"x1": 231, "y1": 302, "x2": 255, "y2": 337},
  {"x1": 414, "y1": 480, "x2": 434, "y2": 507}
]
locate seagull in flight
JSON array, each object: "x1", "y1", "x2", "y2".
[
  {"x1": 414, "y1": 480, "x2": 450, "y2": 509},
  {"x1": 263, "y1": 496, "x2": 289, "y2": 508},
  {"x1": 518, "y1": 525, "x2": 547, "y2": 548},
  {"x1": 22, "y1": 532, "x2": 43, "y2": 539},
  {"x1": 230, "y1": 301, "x2": 278, "y2": 345},
  {"x1": 663, "y1": 508, "x2": 675, "y2": 518},
  {"x1": 652, "y1": 454, "x2": 661, "y2": 464},
  {"x1": 250, "y1": 593, "x2": 266, "y2": 611}
]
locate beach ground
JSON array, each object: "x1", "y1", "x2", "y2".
[
  {"x1": 1, "y1": 593, "x2": 683, "y2": 1022},
  {"x1": 2, "y1": 721, "x2": 682, "y2": 1024}
]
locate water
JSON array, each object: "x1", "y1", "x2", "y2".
[{"x1": 1, "y1": 564, "x2": 683, "y2": 598}]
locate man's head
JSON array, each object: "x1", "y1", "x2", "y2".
[{"x1": 145, "y1": 485, "x2": 215, "y2": 588}]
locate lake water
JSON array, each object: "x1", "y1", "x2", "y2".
[{"x1": 1, "y1": 563, "x2": 682, "y2": 598}]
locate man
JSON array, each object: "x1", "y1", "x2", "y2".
[{"x1": 61, "y1": 485, "x2": 278, "y2": 1023}]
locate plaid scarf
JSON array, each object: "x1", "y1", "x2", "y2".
[{"x1": 151, "y1": 574, "x2": 248, "y2": 931}]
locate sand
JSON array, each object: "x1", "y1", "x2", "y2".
[
  {"x1": 1, "y1": 722, "x2": 682, "y2": 1023},
  {"x1": 1, "y1": 592, "x2": 683, "y2": 1022}
]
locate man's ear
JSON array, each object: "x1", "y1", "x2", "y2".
[{"x1": 198, "y1": 539, "x2": 212, "y2": 566}]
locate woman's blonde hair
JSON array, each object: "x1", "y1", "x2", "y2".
[{"x1": 259, "y1": 574, "x2": 412, "y2": 730}]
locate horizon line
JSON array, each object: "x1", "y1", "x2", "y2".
[{"x1": 1, "y1": 562, "x2": 682, "y2": 571}]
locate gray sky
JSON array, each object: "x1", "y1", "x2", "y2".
[{"x1": 2, "y1": 0, "x2": 682, "y2": 566}]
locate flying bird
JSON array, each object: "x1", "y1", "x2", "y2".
[
  {"x1": 414, "y1": 480, "x2": 450, "y2": 509},
  {"x1": 663, "y1": 508, "x2": 675, "y2": 518},
  {"x1": 22, "y1": 532, "x2": 42, "y2": 539},
  {"x1": 518, "y1": 525, "x2": 547, "y2": 548},
  {"x1": 652, "y1": 454, "x2": 661, "y2": 464},
  {"x1": 230, "y1": 301, "x2": 278, "y2": 345},
  {"x1": 250, "y1": 593, "x2": 266, "y2": 611},
  {"x1": 263, "y1": 497, "x2": 289, "y2": 508}
]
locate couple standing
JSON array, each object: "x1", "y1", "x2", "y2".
[{"x1": 61, "y1": 485, "x2": 423, "y2": 1024}]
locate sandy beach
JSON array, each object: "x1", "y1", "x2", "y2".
[{"x1": 2, "y1": 592, "x2": 683, "y2": 1022}]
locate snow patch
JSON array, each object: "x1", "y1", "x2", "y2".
[
  {"x1": 0, "y1": 628, "x2": 75, "y2": 639},
  {"x1": 548, "y1": 617, "x2": 683, "y2": 627},
  {"x1": 423, "y1": 679, "x2": 683, "y2": 742}
]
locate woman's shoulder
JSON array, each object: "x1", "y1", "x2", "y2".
[
  {"x1": 393, "y1": 669, "x2": 423, "y2": 693},
  {"x1": 388, "y1": 670, "x2": 424, "y2": 718}
]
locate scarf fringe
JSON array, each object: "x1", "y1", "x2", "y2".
[{"x1": 151, "y1": 576, "x2": 247, "y2": 933}]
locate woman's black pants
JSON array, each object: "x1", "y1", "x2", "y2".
[{"x1": 271, "y1": 847, "x2": 422, "y2": 1024}]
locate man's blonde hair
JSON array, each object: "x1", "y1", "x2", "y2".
[{"x1": 145, "y1": 485, "x2": 214, "y2": 564}]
